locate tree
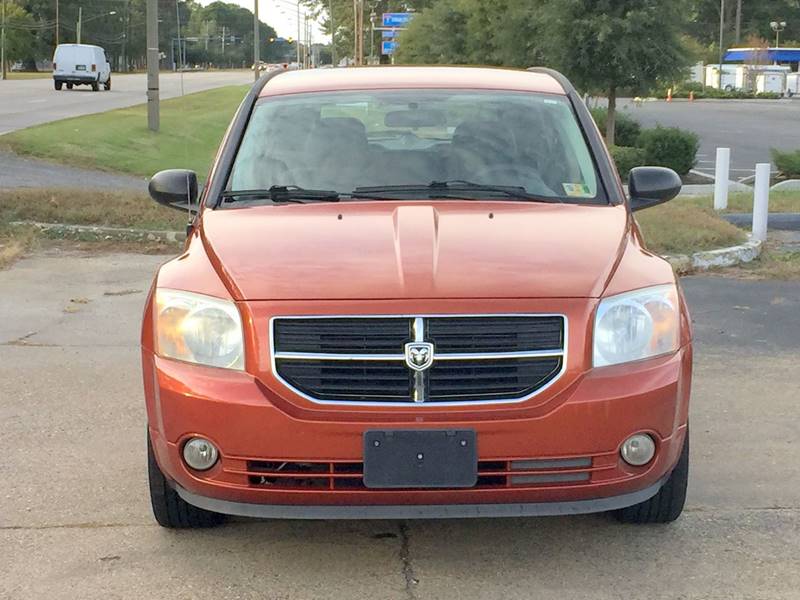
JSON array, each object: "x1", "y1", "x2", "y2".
[
  {"x1": 3, "y1": 2, "x2": 38, "y2": 66},
  {"x1": 302, "y1": 0, "x2": 430, "y2": 63},
  {"x1": 542, "y1": 0, "x2": 691, "y2": 145},
  {"x1": 396, "y1": 0, "x2": 547, "y2": 66}
]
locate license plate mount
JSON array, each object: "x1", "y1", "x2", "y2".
[
  {"x1": 76, "y1": 65, "x2": 86, "y2": 71},
  {"x1": 363, "y1": 430, "x2": 477, "y2": 489}
]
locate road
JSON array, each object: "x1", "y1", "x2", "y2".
[
  {"x1": 1, "y1": 250, "x2": 799, "y2": 599},
  {"x1": 615, "y1": 98, "x2": 800, "y2": 178},
  {"x1": 0, "y1": 70, "x2": 252, "y2": 135}
]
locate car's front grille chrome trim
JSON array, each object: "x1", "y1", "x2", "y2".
[{"x1": 270, "y1": 314, "x2": 568, "y2": 407}]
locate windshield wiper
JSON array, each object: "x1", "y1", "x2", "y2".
[
  {"x1": 351, "y1": 180, "x2": 561, "y2": 203},
  {"x1": 221, "y1": 185, "x2": 340, "y2": 204}
]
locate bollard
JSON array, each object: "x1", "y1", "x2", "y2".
[
  {"x1": 713, "y1": 147, "x2": 730, "y2": 210},
  {"x1": 752, "y1": 163, "x2": 771, "y2": 242}
]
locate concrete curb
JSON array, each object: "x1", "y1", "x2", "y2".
[
  {"x1": 10, "y1": 221, "x2": 184, "y2": 243},
  {"x1": 662, "y1": 235, "x2": 763, "y2": 273}
]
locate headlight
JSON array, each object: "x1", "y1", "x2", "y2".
[
  {"x1": 593, "y1": 284, "x2": 680, "y2": 367},
  {"x1": 155, "y1": 289, "x2": 244, "y2": 370}
]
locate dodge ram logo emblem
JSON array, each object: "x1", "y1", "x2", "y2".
[{"x1": 405, "y1": 342, "x2": 434, "y2": 372}]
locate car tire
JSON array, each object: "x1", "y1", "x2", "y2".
[
  {"x1": 104, "y1": 77, "x2": 111, "y2": 91},
  {"x1": 54, "y1": 81, "x2": 63, "y2": 90},
  {"x1": 614, "y1": 427, "x2": 689, "y2": 524},
  {"x1": 91, "y1": 81, "x2": 99, "y2": 92},
  {"x1": 147, "y1": 431, "x2": 225, "y2": 528},
  {"x1": 66, "y1": 83, "x2": 73, "y2": 90}
]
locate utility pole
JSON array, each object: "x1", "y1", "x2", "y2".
[
  {"x1": 253, "y1": 0, "x2": 260, "y2": 81},
  {"x1": 1, "y1": 0, "x2": 6, "y2": 81},
  {"x1": 146, "y1": 0, "x2": 159, "y2": 131},
  {"x1": 55, "y1": 0, "x2": 59, "y2": 46},
  {"x1": 353, "y1": 0, "x2": 364, "y2": 66},
  {"x1": 296, "y1": 3, "x2": 301, "y2": 66},
  {"x1": 175, "y1": 1, "x2": 182, "y2": 70},
  {"x1": 718, "y1": 0, "x2": 725, "y2": 88},
  {"x1": 304, "y1": 13, "x2": 309, "y2": 68},
  {"x1": 77, "y1": 6, "x2": 82, "y2": 44},
  {"x1": 121, "y1": 0, "x2": 129, "y2": 71},
  {"x1": 735, "y1": 0, "x2": 742, "y2": 44},
  {"x1": 329, "y1": 0, "x2": 335, "y2": 66}
]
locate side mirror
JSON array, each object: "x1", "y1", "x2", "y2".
[
  {"x1": 628, "y1": 166, "x2": 682, "y2": 212},
  {"x1": 149, "y1": 169, "x2": 199, "y2": 213}
]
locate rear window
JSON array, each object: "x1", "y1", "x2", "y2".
[{"x1": 228, "y1": 89, "x2": 603, "y2": 202}]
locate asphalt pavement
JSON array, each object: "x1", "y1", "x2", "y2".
[
  {"x1": 1, "y1": 249, "x2": 799, "y2": 599},
  {"x1": 614, "y1": 98, "x2": 800, "y2": 178},
  {"x1": 0, "y1": 70, "x2": 253, "y2": 135},
  {"x1": 0, "y1": 150, "x2": 146, "y2": 191}
]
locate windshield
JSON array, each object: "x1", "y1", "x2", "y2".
[{"x1": 227, "y1": 89, "x2": 603, "y2": 203}]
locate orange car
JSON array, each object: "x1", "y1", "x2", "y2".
[{"x1": 142, "y1": 66, "x2": 691, "y2": 528}]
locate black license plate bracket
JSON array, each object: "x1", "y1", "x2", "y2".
[{"x1": 363, "y1": 430, "x2": 477, "y2": 489}]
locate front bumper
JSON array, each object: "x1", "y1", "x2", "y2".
[
  {"x1": 144, "y1": 342, "x2": 691, "y2": 513},
  {"x1": 175, "y1": 476, "x2": 669, "y2": 519}
]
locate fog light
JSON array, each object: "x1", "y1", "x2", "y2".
[
  {"x1": 620, "y1": 434, "x2": 656, "y2": 466},
  {"x1": 182, "y1": 437, "x2": 219, "y2": 471}
]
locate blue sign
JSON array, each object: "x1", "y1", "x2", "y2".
[
  {"x1": 382, "y1": 30, "x2": 399, "y2": 39},
  {"x1": 382, "y1": 12, "x2": 414, "y2": 27},
  {"x1": 381, "y1": 40, "x2": 398, "y2": 55}
]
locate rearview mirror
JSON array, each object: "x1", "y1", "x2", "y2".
[
  {"x1": 149, "y1": 169, "x2": 199, "y2": 212},
  {"x1": 385, "y1": 109, "x2": 447, "y2": 129},
  {"x1": 628, "y1": 167, "x2": 682, "y2": 212}
]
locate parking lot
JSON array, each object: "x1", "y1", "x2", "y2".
[
  {"x1": 2, "y1": 249, "x2": 798, "y2": 599},
  {"x1": 616, "y1": 98, "x2": 800, "y2": 177}
]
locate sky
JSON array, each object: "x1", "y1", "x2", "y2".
[{"x1": 198, "y1": 0, "x2": 329, "y2": 43}]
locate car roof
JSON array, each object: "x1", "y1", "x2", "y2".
[
  {"x1": 56, "y1": 44, "x2": 104, "y2": 51},
  {"x1": 258, "y1": 66, "x2": 566, "y2": 97}
]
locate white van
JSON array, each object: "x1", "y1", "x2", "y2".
[{"x1": 52, "y1": 44, "x2": 111, "y2": 91}]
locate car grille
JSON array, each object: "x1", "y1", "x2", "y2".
[
  {"x1": 272, "y1": 315, "x2": 566, "y2": 405},
  {"x1": 240, "y1": 456, "x2": 594, "y2": 490}
]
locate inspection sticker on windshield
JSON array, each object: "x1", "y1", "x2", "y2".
[{"x1": 562, "y1": 183, "x2": 592, "y2": 197}]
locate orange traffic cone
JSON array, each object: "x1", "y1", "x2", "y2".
[{"x1": 667, "y1": 88, "x2": 672, "y2": 102}]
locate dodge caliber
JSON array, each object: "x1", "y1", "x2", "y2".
[{"x1": 142, "y1": 66, "x2": 691, "y2": 527}]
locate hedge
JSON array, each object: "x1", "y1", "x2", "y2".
[
  {"x1": 589, "y1": 108, "x2": 642, "y2": 147},
  {"x1": 772, "y1": 149, "x2": 800, "y2": 178},
  {"x1": 609, "y1": 145, "x2": 647, "y2": 181},
  {"x1": 637, "y1": 126, "x2": 700, "y2": 176}
]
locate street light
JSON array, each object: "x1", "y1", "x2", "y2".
[
  {"x1": 77, "y1": 9, "x2": 116, "y2": 44},
  {"x1": 770, "y1": 20, "x2": 787, "y2": 48}
]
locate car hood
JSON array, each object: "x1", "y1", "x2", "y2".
[{"x1": 201, "y1": 201, "x2": 629, "y2": 300}]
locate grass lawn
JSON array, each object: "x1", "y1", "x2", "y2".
[
  {"x1": 0, "y1": 188, "x2": 184, "y2": 267},
  {"x1": 680, "y1": 191, "x2": 800, "y2": 213},
  {"x1": 0, "y1": 188, "x2": 185, "y2": 230},
  {"x1": 1, "y1": 85, "x2": 248, "y2": 177},
  {"x1": 4, "y1": 72, "x2": 52, "y2": 79},
  {"x1": 636, "y1": 199, "x2": 747, "y2": 255}
]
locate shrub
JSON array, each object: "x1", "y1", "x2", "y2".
[
  {"x1": 772, "y1": 149, "x2": 800, "y2": 178},
  {"x1": 668, "y1": 87, "x2": 782, "y2": 100},
  {"x1": 589, "y1": 108, "x2": 642, "y2": 147},
  {"x1": 637, "y1": 126, "x2": 699, "y2": 176},
  {"x1": 609, "y1": 145, "x2": 647, "y2": 181}
]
